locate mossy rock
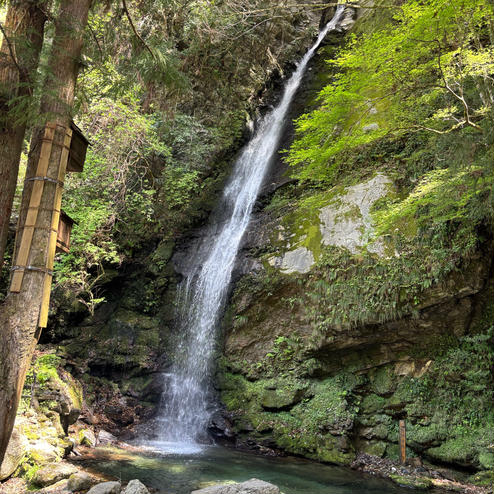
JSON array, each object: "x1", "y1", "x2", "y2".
[
  {"x1": 369, "y1": 366, "x2": 396, "y2": 395},
  {"x1": 390, "y1": 474, "x2": 433, "y2": 490},
  {"x1": 361, "y1": 394, "x2": 386, "y2": 414},
  {"x1": 425, "y1": 434, "x2": 482, "y2": 468},
  {"x1": 32, "y1": 462, "x2": 78, "y2": 488},
  {"x1": 407, "y1": 423, "x2": 447, "y2": 449},
  {"x1": 360, "y1": 440, "x2": 387, "y2": 457},
  {"x1": 78, "y1": 429, "x2": 96, "y2": 447},
  {"x1": 479, "y1": 451, "x2": 494, "y2": 470},
  {"x1": 110, "y1": 308, "x2": 158, "y2": 331},
  {"x1": 468, "y1": 470, "x2": 494, "y2": 488},
  {"x1": 261, "y1": 386, "x2": 306, "y2": 410},
  {"x1": 0, "y1": 427, "x2": 27, "y2": 480}
]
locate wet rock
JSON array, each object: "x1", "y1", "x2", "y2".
[
  {"x1": 33, "y1": 462, "x2": 78, "y2": 487},
  {"x1": 67, "y1": 471, "x2": 93, "y2": 492},
  {"x1": 87, "y1": 481, "x2": 121, "y2": 494},
  {"x1": 122, "y1": 479, "x2": 150, "y2": 494},
  {"x1": 209, "y1": 411, "x2": 235, "y2": 439},
  {"x1": 191, "y1": 478, "x2": 280, "y2": 494},
  {"x1": 0, "y1": 427, "x2": 27, "y2": 480}
]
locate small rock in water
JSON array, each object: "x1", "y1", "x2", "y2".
[
  {"x1": 122, "y1": 479, "x2": 150, "y2": 494},
  {"x1": 67, "y1": 471, "x2": 93, "y2": 491},
  {"x1": 191, "y1": 478, "x2": 280, "y2": 494},
  {"x1": 87, "y1": 481, "x2": 121, "y2": 494}
]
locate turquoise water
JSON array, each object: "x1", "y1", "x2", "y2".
[{"x1": 82, "y1": 445, "x2": 425, "y2": 494}]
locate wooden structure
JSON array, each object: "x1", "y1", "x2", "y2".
[
  {"x1": 399, "y1": 419, "x2": 407, "y2": 464},
  {"x1": 10, "y1": 120, "x2": 88, "y2": 328},
  {"x1": 67, "y1": 122, "x2": 89, "y2": 172},
  {"x1": 56, "y1": 211, "x2": 74, "y2": 253}
]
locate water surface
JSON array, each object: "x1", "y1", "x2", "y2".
[{"x1": 83, "y1": 445, "x2": 421, "y2": 494}]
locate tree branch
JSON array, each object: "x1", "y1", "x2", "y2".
[
  {"x1": 0, "y1": 20, "x2": 25, "y2": 79},
  {"x1": 121, "y1": 0, "x2": 155, "y2": 59}
]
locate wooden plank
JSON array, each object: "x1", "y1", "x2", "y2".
[
  {"x1": 11, "y1": 123, "x2": 56, "y2": 292},
  {"x1": 39, "y1": 126, "x2": 72, "y2": 327},
  {"x1": 399, "y1": 419, "x2": 406, "y2": 465},
  {"x1": 38, "y1": 272, "x2": 53, "y2": 329}
]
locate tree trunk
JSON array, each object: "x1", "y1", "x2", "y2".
[
  {"x1": 0, "y1": 0, "x2": 92, "y2": 466},
  {"x1": 0, "y1": 1, "x2": 48, "y2": 272}
]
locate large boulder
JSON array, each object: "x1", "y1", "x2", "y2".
[
  {"x1": 191, "y1": 478, "x2": 280, "y2": 494},
  {"x1": 122, "y1": 479, "x2": 150, "y2": 494},
  {"x1": 35, "y1": 365, "x2": 83, "y2": 435},
  {"x1": 0, "y1": 427, "x2": 27, "y2": 480},
  {"x1": 87, "y1": 481, "x2": 121, "y2": 494},
  {"x1": 67, "y1": 471, "x2": 93, "y2": 492},
  {"x1": 33, "y1": 462, "x2": 78, "y2": 487}
]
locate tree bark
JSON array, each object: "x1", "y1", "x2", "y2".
[
  {"x1": 0, "y1": 0, "x2": 92, "y2": 466},
  {"x1": 0, "y1": 1, "x2": 48, "y2": 272}
]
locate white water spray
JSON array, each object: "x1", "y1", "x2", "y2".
[{"x1": 154, "y1": 6, "x2": 346, "y2": 452}]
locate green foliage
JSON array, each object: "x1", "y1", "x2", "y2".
[
  {"x1": 55, "y1": 96, "x2": 165, "y2": 313},
  {"x1": 287, "y1": 0, "x2": 493, "y2": 183},
  {"x1": 304, "y1": 236, "x2": 464, "y2": 331}
]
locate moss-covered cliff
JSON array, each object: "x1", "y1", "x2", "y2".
[{"x1": 215, "y1": 0, "x2": 494, "y2": 484}]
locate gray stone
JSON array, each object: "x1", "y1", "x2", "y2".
[
  {"x1": 38, "y1": 478, "x2": 71, "y2": 493},
  {"x1": 0, "y1": 427, "x2": 27, "y2": 480},
  {"x1": 87, "y1": 481, "x2": 121, "y2": 494},
  {"x1": 319, "y1": 173, "x2": 392, "y2": 256},
  {"x1": 97, "y1": 430, "x2": 118, "y2": 445},
  {"x1": 67, "y1": 471, "x2": 93, "y2": 492},
  {"x1": 268, "y1": 246, "x2": 314, "y2": 274},
  {"x1": 122, "y1": 479, "x2": 150, "y2": 494},
  {"x1": 33, "y1": 462, "x2": 78, "y2": 487},
  {"x1": 363, "y1": 123, "x2": 379, "y2": 132},
  {"x1": 79, "y1": 429, "x2": 96, "y2": 447},
  {"x1": 191, "y1": 478, "x2": 280, "y2": 494}
]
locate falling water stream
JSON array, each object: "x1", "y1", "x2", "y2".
[{"x1": 152, "y1": 6, "x2": 346, "y2": 453}]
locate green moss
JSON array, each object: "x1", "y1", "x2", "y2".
[
  {"x1": 361, "y1": 394, "x2": 386, "y2": 414},
  {"x1": 389, "y1": 474, "x2": 433, "y2": 490},
  {"x1": 360, "y1": 440, "x2": 387, "y2": 457},
  {"x1": 425, "y1": 427, "x2": 491, "y2": 468},
  {"x1": 369, "y1": 367, "x2": 396, "y2": 396},
  {"x1": 468, "y1": 470, "x2": 494, "y2": 488}
]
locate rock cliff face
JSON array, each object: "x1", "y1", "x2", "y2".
[
  {"x1": 213, "y1": 5, "x2": 494, "y2": 476},
  {"x1": 218, "y1": 169, "x2": 492, "y2": 469}
]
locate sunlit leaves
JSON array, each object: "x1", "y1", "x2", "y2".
[{"x1": 287, "y1": 0, "x2": 493, "y2": 183}]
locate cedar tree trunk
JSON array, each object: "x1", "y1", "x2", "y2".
[
  {"x1": 0, "y1": 1, "x2": 48, "y2": 272},
  {"x1": 0, "y1": 0, "x2": 92, "y2": 466}
]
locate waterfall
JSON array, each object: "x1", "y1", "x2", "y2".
[{"x1": 154, "y1": 6, "x2": 346, "y2": 452}]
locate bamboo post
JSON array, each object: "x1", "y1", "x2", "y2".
[
  {"x1": 10, "y1": 123, "x2": 57, "y2": 292},
  {"x1": 399, "y1": 419, "x2": 406, "y2": 465},
  {"x1": 38, "y1": 125, "x2": 73, "y2": 328}
]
